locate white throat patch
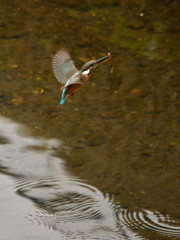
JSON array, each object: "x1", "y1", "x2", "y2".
[{"x1": 82, "y1": 69, "x2": 90, "y2": 75}]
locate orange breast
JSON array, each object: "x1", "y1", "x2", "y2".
[{"x1": 67, "y1": 84, "x2": 82, "y2": 94}]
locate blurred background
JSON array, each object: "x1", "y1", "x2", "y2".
[{"x1": 0, "y1": 0, "x2": 180, "y2": 239}]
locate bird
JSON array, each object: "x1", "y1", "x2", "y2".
[{"x1": 52, "y1": 49, "x2": 112, "y2": 104}]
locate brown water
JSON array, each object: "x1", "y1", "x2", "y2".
[{"x1": 0, "y1": 0, "x2": 180, "y2": 239}]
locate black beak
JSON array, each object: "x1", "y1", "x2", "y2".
[{"x1": 95, "y1": 55, "x2": 110, "y2": 65}]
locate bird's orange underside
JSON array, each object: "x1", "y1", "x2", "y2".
[{"x1": 67, "y1": 84, "x2": 82, "y2": 94}]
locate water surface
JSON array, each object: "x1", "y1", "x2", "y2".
[
  {"x1": 0, "y1": 0, "x2": 180, "y2": 239},
  {"x1": 0, "y1": 115, "x2": 180, "y2": 239}
]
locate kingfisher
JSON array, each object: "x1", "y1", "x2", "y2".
[{"x1": 52, "y1": 49, "x2": 112, "y2": 104}]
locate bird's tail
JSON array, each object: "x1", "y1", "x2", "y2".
[{"x1": 60, "y1": 89, "x2": 67, "y2": 105}]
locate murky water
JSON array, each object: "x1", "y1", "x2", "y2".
[{"x1": 0, "y1": 0, "x2": 180, "y2": 239}]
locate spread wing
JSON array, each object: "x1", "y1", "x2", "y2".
[{"x1": 52, "y1": 49, "x2": 79, "y2": 85}]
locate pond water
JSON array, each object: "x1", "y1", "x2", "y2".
[{"x1": 0, "y1": 0, "x2": 180, "y2": 239}]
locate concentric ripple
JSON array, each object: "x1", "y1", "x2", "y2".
[{"x1": 118, "y1": 208, "x2": 180, "y2": 239}]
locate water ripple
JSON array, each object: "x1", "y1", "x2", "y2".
[
  {"x1": 118, "y1": 208, "x2": 180, "y2": 239},
  {"x1": 0, "y1": 116, "x2": 180, "y2": 240}
]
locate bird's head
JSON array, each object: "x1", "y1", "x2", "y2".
[{"x1": 80, "y1": 55, "x2": 110, "y2": 75}]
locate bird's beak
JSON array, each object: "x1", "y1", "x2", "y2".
[{"x1": 95, "y1": 54, "x2": 110, "y2": 66}]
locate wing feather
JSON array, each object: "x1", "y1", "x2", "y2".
[{"x1": 52, "y1": 49, "x2": 79, "y2": 85}]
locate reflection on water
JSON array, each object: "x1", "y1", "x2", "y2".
[{"x1": 0, "y1": 115, "x2": 180, "y2": 240}]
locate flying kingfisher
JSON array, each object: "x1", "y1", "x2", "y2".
[{"x1": 52, "y1": 49, "x2": 112, "y2": 104}]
